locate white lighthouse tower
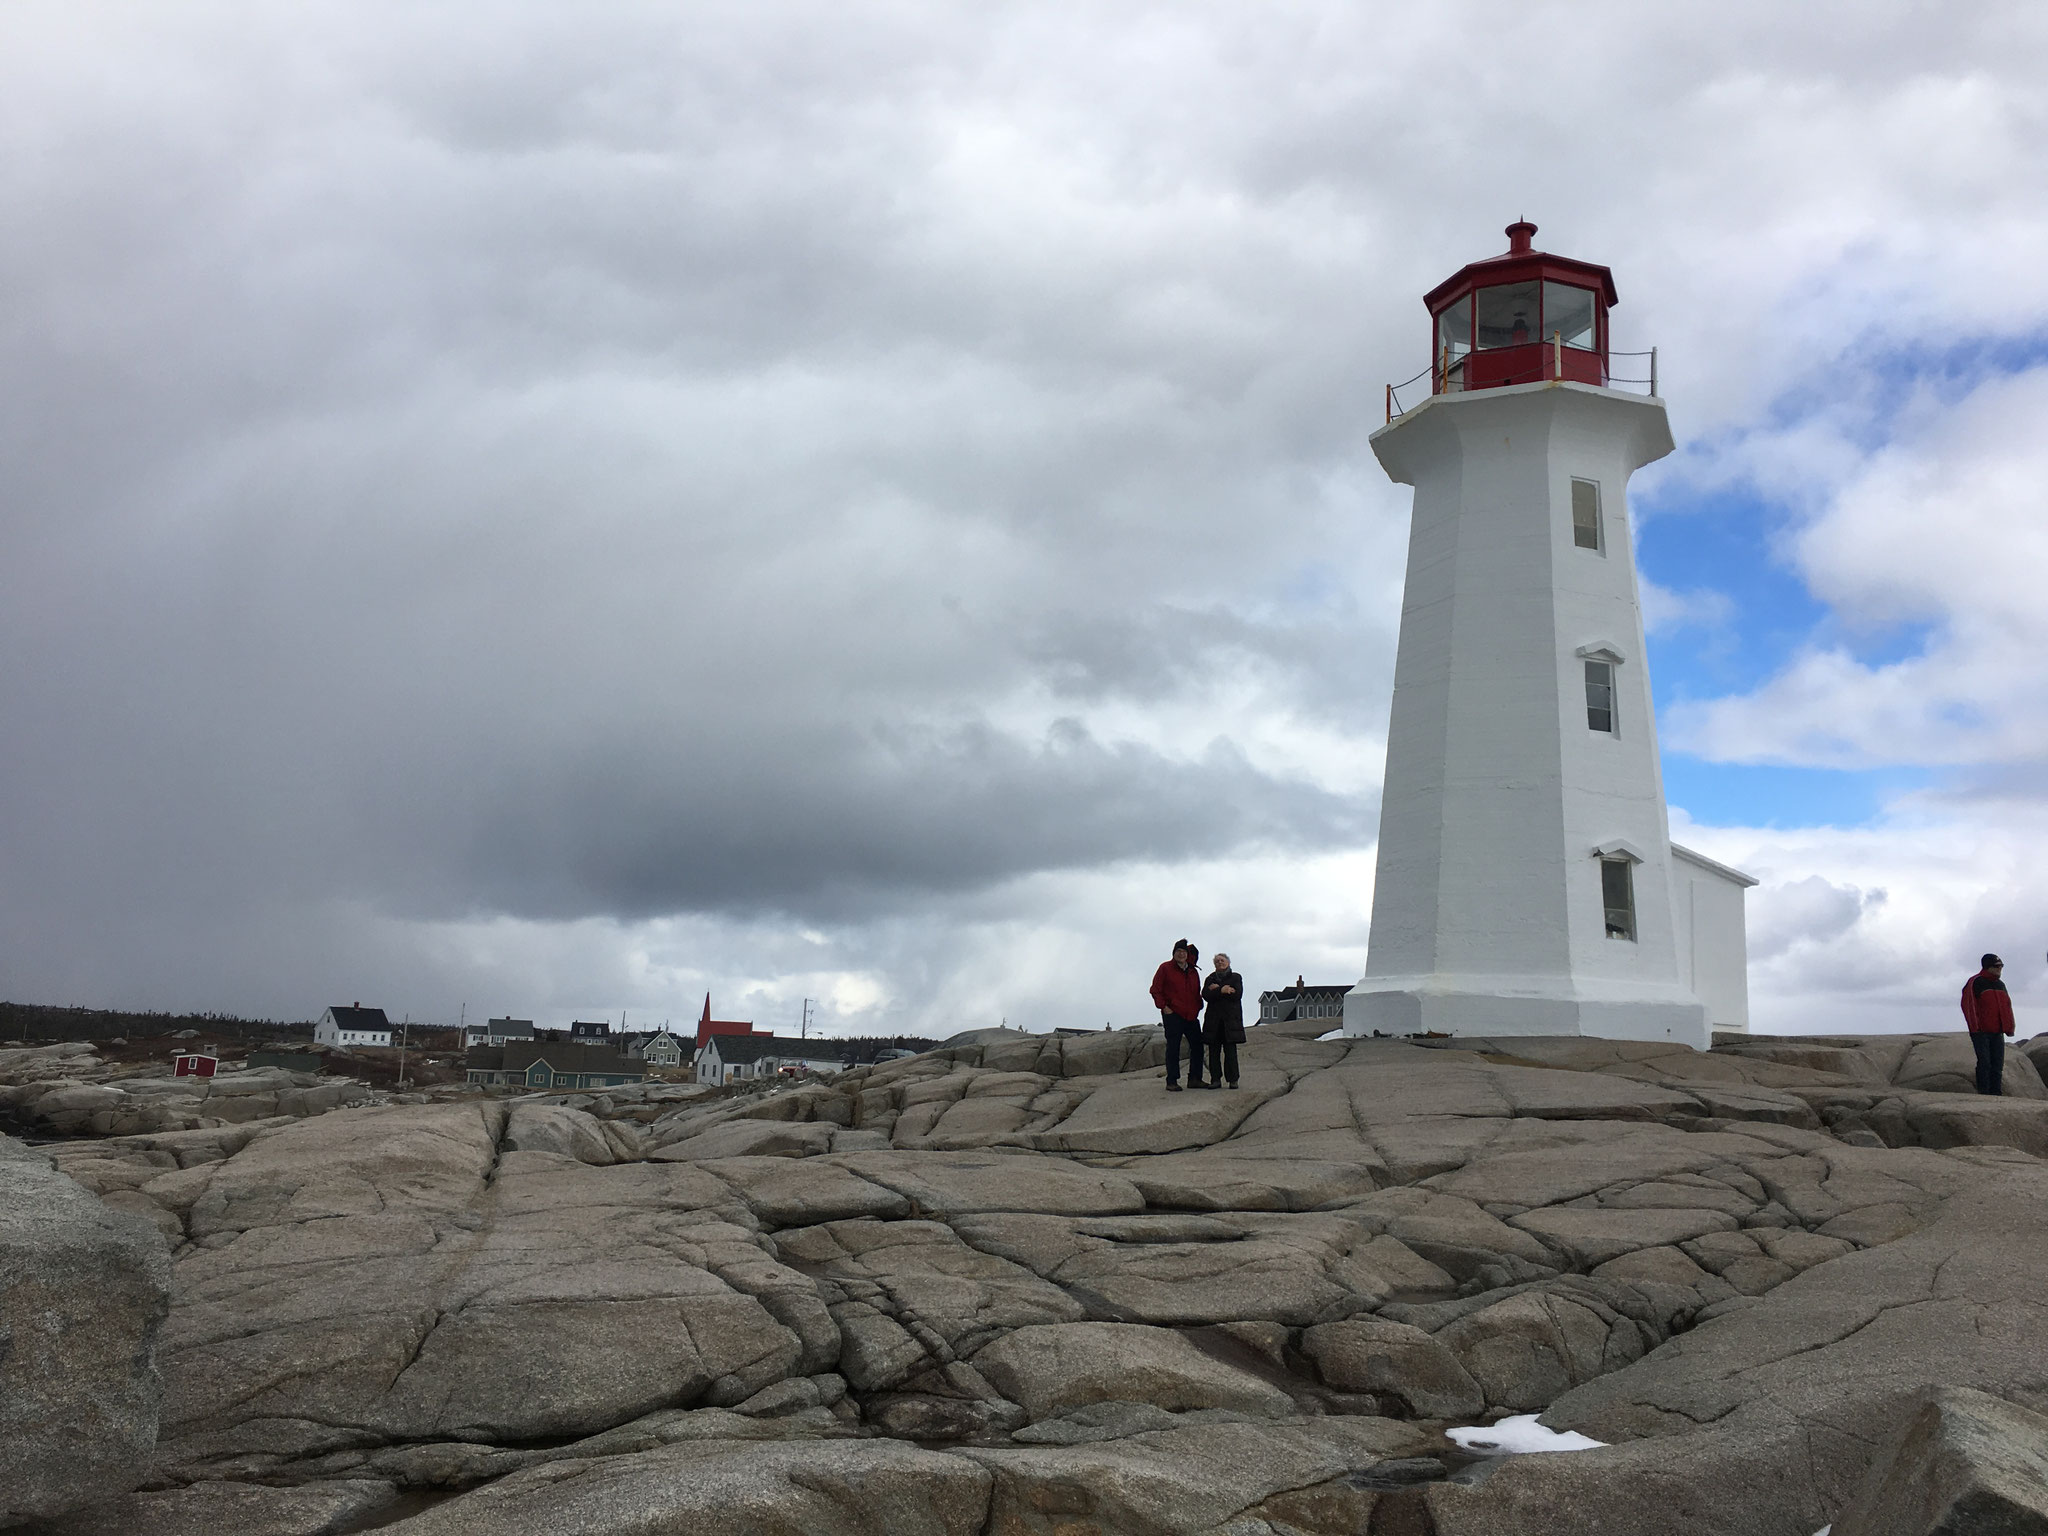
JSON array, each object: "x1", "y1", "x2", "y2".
[{"x1": 1344, "y1": 222, "x2": 1753, "y2": 1050}]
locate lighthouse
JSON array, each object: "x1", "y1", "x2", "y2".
[{"x1": 1343, "y1": 222, "x2": 1754, "y2": 1049}]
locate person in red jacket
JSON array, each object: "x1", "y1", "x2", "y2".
[
  {"x1": 1149, "y1": 939, "x2": 1206, "y2": 1092},
  {"x1": 1960, "y1": 953, "x2": 2016, "y2": 1096}
]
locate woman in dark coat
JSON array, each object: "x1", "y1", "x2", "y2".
[{"x1": 1201, "y1": 953, "x2": 1246, "y2": 1089}]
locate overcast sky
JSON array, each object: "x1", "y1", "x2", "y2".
[{"x1": 5, "y1": 2, "x2": 2046, "y2": 1037}]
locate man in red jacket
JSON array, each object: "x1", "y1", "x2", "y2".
[
  {"x1": 1960, "y1": 953, "x2": 2016, "y2": 1096},
  {"x1": 1150, "y1": 939, "x2": 1206, "y2": 1092}
]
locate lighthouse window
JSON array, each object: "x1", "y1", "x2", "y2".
[
  {"x1": 1601, "y1": 857, "x2": 1638, "y2": 941},
  {"x1": 1585, "y1": 659, "x2": 1617, "y2": 733},
  {"x1": 1543, "y1": 282, "x2": 1598, "y2": 350},
  {"x1": 1436, "y1": 295, "x2": 1472, "y2": 361},
  {"x1": 1571, "y1": 479, "x2": 1603, "y2": 550},
  {"x1": 1475, "y1": 281, "x2": 1540, "y2": 349}
]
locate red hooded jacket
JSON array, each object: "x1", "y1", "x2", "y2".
[
  {"x1": 1150, "y1": 959, "x2": 1202, "y2": 1022},
  {"x1": 1960, "y1": 971, "x2": 2015, "y2": 1036}
]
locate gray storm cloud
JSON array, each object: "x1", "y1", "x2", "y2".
[{"x1": 5, "y1": 1, "x2": 2047, "y2": 1029}]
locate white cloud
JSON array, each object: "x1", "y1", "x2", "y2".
[
  {"x1": 1674, "y1": 802, "x2": 2047, "y2": 1034},
  {"x1": 1640, "y1": 578, "x2": 1735, "y2": 637},
  {"x1": 1668, "y1": 365, "x2": 2048, "y2": 768}
]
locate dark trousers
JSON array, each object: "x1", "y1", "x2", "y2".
[
  {"x1": 1971, "y1": 1030, "x2": 2006, "y2": 1095},
  {"x1": 1207, "y1": 1037, "x2": 1239, "y2": 1086},
  {"x1": 1164, "y1": 1015, "x2": 1204, "y2": 1084}
]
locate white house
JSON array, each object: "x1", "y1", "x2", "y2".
[
  {"x1": 315, "y1": 1004, "x2": 393, "y2": 1048},
  {"x1": 463, "y1": 1017, "x2": 534, "y2": 1048},
  {"x1": 1258, "y1": 979, "x2": 1351, "y2": 1026},
  {"x1": 628, "y1": 1028, "x2": 687, "y2": 1068},
  {"x1": 694, "y1": 1033, "x2": 855, "y2": 1084},
  {"x1": 1345, "y1": 223, "x2": 1754, "y2": 1049},
  {"x1": 695, "y1": 1033, "x2": 780, "y2": 1085}
]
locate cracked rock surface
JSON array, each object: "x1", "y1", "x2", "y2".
[{"x1": 12, "y1": 1023, "x2": 2048, "y2": 1535}]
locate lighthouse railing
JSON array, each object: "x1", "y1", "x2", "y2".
[
  {"x1": 1385, "y1": 344, "x2": 1660, "y2": 423},
  {"x1": 1385, "y1": 363, "x2": 1436, "y2": 422}
]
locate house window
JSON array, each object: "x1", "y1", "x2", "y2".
[
  {"x1": 1585, "y1": 660, "x2": 1617, "y2": 733},
  {"x1": 1571, "y1": 479, "x2": 1602, "y2": 551},
  {"x1": 1601, "y1": 857, "x2": 1637, "y2": 941}
]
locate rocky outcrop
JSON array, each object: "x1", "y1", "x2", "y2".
[
  {"x1": 0, "y1": 1044, "x2": 373, "y2": 1139},
  {"x1": 0, "y1": 1137, "x2": 172, "y2": 1526},
  {"x1": 1832, "y1": 1387, "x2": 2048, "y2": 1536},
  {"x1": 20, "y1": 1026, "x2": 2048, "y2": 1534}
]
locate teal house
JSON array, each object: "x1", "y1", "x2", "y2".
[{"x1": 465, "y1": 1040, "x2": 647, "y2": 1091}]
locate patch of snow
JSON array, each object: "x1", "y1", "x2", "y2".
[
  {"x1": 1315, "y1": 1028, "x2": 1346, "y2": 1041},
  {"x1": 1813, "y1": 1528, "x2": 1831, "y2": 1536},
  {"x1": 1445, "y1": 1415, "x2": 1607, "y2": 1456}
]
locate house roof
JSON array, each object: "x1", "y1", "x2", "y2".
[
  {"x1": 1257, "y1": 983, "x2": 1350, "y2": 1002},
  {"x1": 704, "y1": 1034, "x2": 861, "y2": 1067},
  {"x1": 485, "y1": 1018, "x2": 535, "y2": 1035},
  {"x1": 326, "y1": 1006, "x2": 391, "y2": 1030},
  {"x1": 466, "y1": 1041, "x2": 646, "y2": 1075},
  {"x1": 1670, "y1": 842, "x2": 1760, "y2": 889},
  {"x1": 700, "y1": 1034, "x2": 785, "y2": 1064},
  {"x1": 695, "y1": 1018, "x2": 757, "y2": 1048},
  {"x1": 772, "y1": 1039, "x2": 859, "y2": 1064}
]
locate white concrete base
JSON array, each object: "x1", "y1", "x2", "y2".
[{"x1": 1344, "y1": 974, "x2": 1711, "y2": 1049}]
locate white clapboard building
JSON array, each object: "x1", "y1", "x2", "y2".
[{"x1": 314, "y1": 1004, "x2": 394, "y2": 1048}]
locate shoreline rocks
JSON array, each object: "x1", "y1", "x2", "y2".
[
  {"x1": 0, "y1": 1138, "x2": 172, "y2": 1526},
  {"x1": 12, "y1": 1026, "x2": 2048, "y2": 1535}
]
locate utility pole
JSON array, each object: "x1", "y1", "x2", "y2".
[
  {"x1": 398, "y1": 1014, "x2": 411, "y2": 1088},
  {"x1": 800, "y1": 999, "x2": 813, "y2": 1040}
]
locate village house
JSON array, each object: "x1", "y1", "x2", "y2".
[
  {"x1": 693, "y1": 1033, "x2": 780, "y2": 1085},
  {"x1": 1258, "y1": 978, "x2": 1351, "y2": 1026},
  {"x1": 694, "y1": 1033, "x2": 859, "y2": 1084},
  {"x1": 463, "y1": 1040, "x2": 647, "y2": 1091},
  {"x1": 462, "y1": 1018, "x2": 534, "y2": 1048},
  {"x1": 315, "y1": 1004, "x2": 393, "y2": 1048},
  {"x1": 625, "y1": 1028, "x2": 687, "y2": 1068}
]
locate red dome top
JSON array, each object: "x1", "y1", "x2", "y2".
[
  {"x1": 1425, "y1": 221, "x2": 1618, "y2": 312},
  {"x1": 1424, "y1": 222, "x2": 1616, "y2": 395}
]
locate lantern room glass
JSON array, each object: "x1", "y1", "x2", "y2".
[
  {"x1": 1543, "y1": 281, "x2": 1596, "y2": 349},
  {"x1": 1436, "y1": 296, "x2": 1472, "y2": 361},
  {"x1": 1475, "y1": 281, "x2": 1540, "y2": 349}
]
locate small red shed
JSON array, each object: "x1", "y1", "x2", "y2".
[
  {"x1": 172, "y1": 1050, "x2": 219, "y2": 1078},
  {"x1": 1425, "y1": 221, "x2": 1618, "y2": 394}
]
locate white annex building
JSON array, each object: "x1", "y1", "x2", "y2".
[{"x1": 1344, "y1": 223, "x2": 1754, "y2": 1050}]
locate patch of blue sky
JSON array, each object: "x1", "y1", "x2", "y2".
[
  {"x1": 1661, "y1": 756, "x2": 1932, "y2": 831},
  {"x1": 1630, "y1": 331, "x2": 2048, "y2": 704},
  {"x1": 1634, "y1": 481, "x2": 1941, "y2": 699},
  {"x1": 1638, "y1": 480, "x2": 1941, "y2": 827},
  {"x1": 1625, "y1": 332, "x2": 2048, "y2": 828},
  {"x1": 1797, "y1": 329, "x2": 2048, "y2": 451}
]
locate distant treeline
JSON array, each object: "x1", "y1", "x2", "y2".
[{"x1": 0, "y1": 1001, "x2": 315, "y2": 1044}]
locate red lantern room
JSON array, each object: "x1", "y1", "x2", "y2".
[{"x1": 1425, "y1": 221, "x2": 1617, "y2": 394}]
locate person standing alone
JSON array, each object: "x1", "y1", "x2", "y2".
[
  {"x1": 1150, "y1": 940, "x2": 1205, "y2": 1092},
  {"x1": 1961, "y1": 953, "x2": 2016, "y2": 1096},
  {"x1": 1202, "y1": 952, "x2": 1245, "y2": 1090}
]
